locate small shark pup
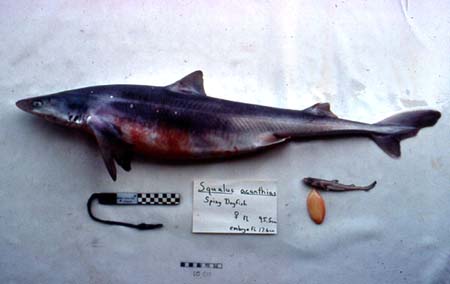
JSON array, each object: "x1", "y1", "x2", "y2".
[{"x1": 16, "y1": 71, "x2": 441, "y2": 180}]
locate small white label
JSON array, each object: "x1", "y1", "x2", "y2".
[
  {"x1": 192, "y1": 180, "x2": 277, "y2": 234},
  {"x1": 116, "y1": 193, "x2": 137, "y2": 204}
]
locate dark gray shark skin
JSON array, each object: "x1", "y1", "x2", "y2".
[{"x1": 16, "y1": 71, "x2": 441, "y2": 181}]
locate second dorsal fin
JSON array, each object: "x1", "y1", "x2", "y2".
[
  {"x1": 165, "y1": 70, "x2": 207, "y2": 96},
  {"x1": 303, "y1": 103, "x2": 338, "y2": 118}
]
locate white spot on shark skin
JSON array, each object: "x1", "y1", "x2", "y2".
[
  {"x1": 109, "y1": 95, "x2": 114, "y2": 99},
  {"x1": 75, "y1": 117, "x2": 83, "y2": 125},
  {"x1": 129, "y1": 104, "x2": 134, "y2": 109},
  {"x1": 156, "y1": 109, "x2": 160, "y2": 113},
  {"x1": 149, "y1": 132, "x2": 159, "y2": 140},
  {"x1": 174, "y1": 111, "x2": 178, "y2": 115}
]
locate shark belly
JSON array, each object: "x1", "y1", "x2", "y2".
[{"x1": 115, "y1": 117, "x2": 265, "y2": 159}]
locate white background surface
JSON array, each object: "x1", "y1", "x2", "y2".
[{"x1": 1, "y1": 1, "x2": 449, "y2": 283}]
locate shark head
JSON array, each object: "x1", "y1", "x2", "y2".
[{"x1": 16, "y1": 90, "x2": 90, "y2": 128}]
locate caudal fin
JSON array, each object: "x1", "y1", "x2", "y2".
[{"x1": 371, "y1": 110, "x2": 441, "y2": 158}]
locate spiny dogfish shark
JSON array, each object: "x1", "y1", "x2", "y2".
[{"x1": 16, "y1": 71, "x2": 441, "y2": 181}]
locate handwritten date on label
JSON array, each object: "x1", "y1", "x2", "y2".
[{"x1": 193, "y1": 180, "x2": 277, "y2": 234}]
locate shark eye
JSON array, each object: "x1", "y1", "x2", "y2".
[{"x1": 32, "y1": 100, "x2": 43, "y2": 107}]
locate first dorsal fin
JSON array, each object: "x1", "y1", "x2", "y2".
[
  {"x1": 303, "y1": 103, "x2": 338, "y2": 118},
  {"x1": 165, "y1": 70, "x2": 207, "y2": 96}
]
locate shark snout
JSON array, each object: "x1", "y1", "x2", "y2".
[
  {"x1": 16, "y1": 95, "x2": 79, "y2": 126},
  {"x1": 16, "y1": 98, "x2": 35, "y2": 113},
  {"x1": 16, "y1": 96, "x2": 52, "y2": 118}
]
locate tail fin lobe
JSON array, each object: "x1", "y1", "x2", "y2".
[
  {"x1": 376, "y1": 110, "x2": 441, "y2": 128},
  {"x1": 371, "y1": 110, "x2": 440, "y2": 158}
]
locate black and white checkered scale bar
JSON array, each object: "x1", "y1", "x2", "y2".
[
  {"x1": 137, "y1": 193, "x2": 180, "y2": 205},
  {"x1": 180, "y1": 262, "x2": 223, "y2": 269}
]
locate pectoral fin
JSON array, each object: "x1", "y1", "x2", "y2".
[
  {"x1": 92, "y1": 128, "x2": 117, "y2": 181},
  {"x1": 114, "y1": 149, "x2": 132, "y2": 172},
  {"x1": 88, "y1": 117, "x2": 133, "y2": 181}
]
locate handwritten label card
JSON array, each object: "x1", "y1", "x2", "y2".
[{"x1": 192, "y1": 180, "x2": 277, "y2": 234}]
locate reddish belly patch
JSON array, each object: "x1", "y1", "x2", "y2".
[{"x1": 116, "y1": 118, "x2": 193, "y2": 159}]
